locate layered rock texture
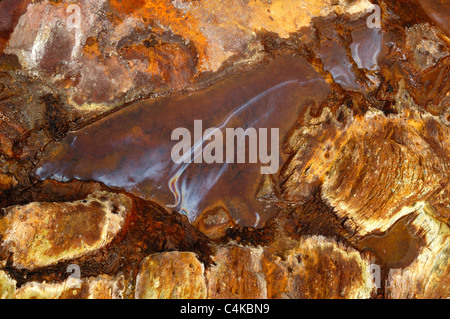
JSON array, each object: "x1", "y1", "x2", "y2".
[{"x1": 0, "y1": 0, "x2": 449, "y2": 299}]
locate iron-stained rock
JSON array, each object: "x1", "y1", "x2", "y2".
[
  {"x1": 0, "y1": 191, "x2": 131, "y2": 269},
  {"x1": 14, "y1": 274, "x2": 125, "y2": 299}
]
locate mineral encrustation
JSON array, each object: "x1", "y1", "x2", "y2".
[{"x1": 0, "y1": 0, "x2": 449, "y2": 299}]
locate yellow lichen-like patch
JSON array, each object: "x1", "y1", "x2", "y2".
[{"x1": 0, "y1": 173, "x2": 17, "y2": 191}]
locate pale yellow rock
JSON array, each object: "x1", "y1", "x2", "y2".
[
  {"x1": 282, "y1": 93, "x2": 450, "y2": 237},
  {"x1": 135, "y1": 251, "x2": 207, "y2": 299},
  {"x1": 0, "y1": 271, "x2": 16, "y2": 299},
  {"x1": 0, "y1": 191, "x2": 131, "y2": 270},
  {"x1": 387, "y1": 203, "x2": 450, "y2": 299},
  {"x1": 206, "y1": 238, "x2": 375, "y2": 299},
  {"x1": 14, "y1": 274, "x2": 125, "y2": 299}
]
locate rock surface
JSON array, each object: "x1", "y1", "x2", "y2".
[
  {"x1": 386, "y1": 203, "x2": 450, "y2": 299},
  {"x1": 0, "y1": 271, "x2": 15, "y2": 299},
  {"x1": 14, "y1": 274, "x2": 126, "y2": 299},
  {"x1": 135, "y1": 251, "x2": 207, "y2": 299},
  {"x1": 0, "y1": 191, "x2": 131, "y2": 269},
  {"x1": 0, "y1": 0, "x2": 449, "y2": 299}
]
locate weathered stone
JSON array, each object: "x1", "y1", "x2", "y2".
[
  {"x1": 405, "y1": 23, "x2": 448, "y2": 73},
  {"x1": 281, "y1": 88, "x2": 450, "y2": 237},
  {"x1": 206, "y1": 244, "x2": 267, "y2": 299},
  {"x1": 193, "y1": 206, "x2": 235, "y2": 240},
  {"x1": 262, "y1": 237, "x2": 375, "y2": 299},
  {"x1": 1, "y1": 0, "x2": 374, "y2": 111},
  {"x1": 14, "y1": 274, "x2": 125, "y2": 299},
  {"x1": 135, "y1": 251, "x2": 207, "y2": 299},
  {"x1": 206, "y1": 238, "x2": 375, "y2": 299},
  {"x1": 0, "y1": 191, "x2": 131, "y2": 269}
]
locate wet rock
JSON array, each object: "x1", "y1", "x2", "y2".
[
  {"x1": 417, "y1": 0, "x2": 450, "y2": 36},
  {"x1": 281, "y1": 89, "x2": 449, "y2": 237},
  {"x1": 206, "y1": 238, "x2": 375, "y2": 299},
  {"x1": 356, "y1": 211, "x2": 425, "y2": 269},
  {"x1": 0, "y1": 0, "x2": 449, "y2": 300},
  {"x1": 135, "y1": 251, "x2": 207, "y2": 299},
  {"x1": 193, "y1": 206, "x2": 235, "y2": 240},
  {"x1": 386, "y1": 203, "x2": 450, "y2": 299},
  {"x1": 262, "y1": 236, "x2": 375, "y2": 299},
  {"x1": 14, "y1": 274, "x2": 125, "y2": 299},
  {"x1": 0, "y1": 270, "x2": 16, "y2": 299},
  {"x1": 206, "y1": 244, "x2": 267, "y2": 299},
  {"x1": 0, "y1": 191, "x2": 132, "y2": 269},
  {"x1": 34, "y1": 55, "x2": 331, "y2": 227}
]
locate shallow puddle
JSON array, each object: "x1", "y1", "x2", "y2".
[{"x1": 35, "y1": 55, "x2": 330, "y2": 227}]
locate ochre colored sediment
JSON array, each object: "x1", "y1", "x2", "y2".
[{"x1": 0, "y1": 0, "x2": 449, "y2": 299}]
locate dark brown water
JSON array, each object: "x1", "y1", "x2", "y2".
[{"x1": 34, "y1": 55, "x2": 330, "y2": 227}]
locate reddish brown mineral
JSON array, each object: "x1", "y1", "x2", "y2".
[{"x1": 0, "y1": 0, "x2": 449, "y2": 300}]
